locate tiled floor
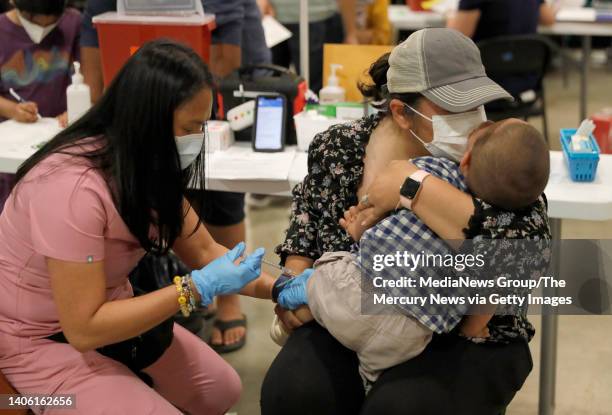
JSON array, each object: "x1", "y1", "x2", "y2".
[{"x1": 216, "y1": 63, "x2": 612, "y2": 415}]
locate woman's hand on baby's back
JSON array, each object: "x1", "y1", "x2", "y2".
[{"x1": 357, "y1": 160, "x2": 419, "y2": 226}]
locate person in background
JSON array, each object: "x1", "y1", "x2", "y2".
[
  {"x1": 356, "y1": 0, "x2": 391, "y2": 45},
  {"x1": 258, "y1": 0, "x2": 358, "y2": 93},
  {"x1": 0, "y1": 0, "x2": 81, "y2": 213},
  {"x1": 447, "y1": 0, "x2": 557, "y2": 97},
  {"x1": 448, "y1": 0, "x2": 556, "y2": 42},
  {"x1": 80, "y1": 0, "x2": 271, "y2": 353}
]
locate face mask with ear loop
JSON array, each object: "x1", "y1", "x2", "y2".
[
  {"x1": 404, "y1": 104, "x2": 488, "y2": 162},
  {"x1": 16, "y1": 10, "x2": 59, "y2": 44},
  {"x1": 175, "y1": 130, "x2": 205, "y2": 170}
]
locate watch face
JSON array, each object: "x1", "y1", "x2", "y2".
[{"x1": 400, "y1": 178, "x2": 421, "y2": 199}]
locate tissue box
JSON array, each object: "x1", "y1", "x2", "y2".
[
  {"x1": 560, "y1": 128, "x2": 600, "y2": 182},
  {"x1": 592, "y1": 112, "x2": 612, "y2": 154},
  {"x1": 206, "y1": 121, "x2": 234, "y2": 152},
  {"x1": 294, "y1": 111, "x2": 349, "y2": 152}
]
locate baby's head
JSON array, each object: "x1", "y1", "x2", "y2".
[{"x1": 460, "y1": 119, "x2": 549, "y2": 210}]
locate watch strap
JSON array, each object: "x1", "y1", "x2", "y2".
[
  {"x1": 400, "y1": 170, "x2": 431, "y2": 210},
  {"x1": 410, "y1": 169, "x2": 430, "y2": 184}
]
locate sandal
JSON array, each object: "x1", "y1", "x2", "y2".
[
  {"x1": 210, "y1": 314, "x2": 247, "y2": 354},
  {"x1": 201, "y1": 306, "x2": 217, "y2": 320}
]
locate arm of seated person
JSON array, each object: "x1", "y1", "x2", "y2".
[
  {"x1": 446, "y1": 9, "x2": 481, "y2": 38},
  {"x1": 173, "y1": 199, "x2": 276, "y2": 300},
  {"x1": 410, "y1": 174, "x2": 474, "y2": 241},
  {"x1": 539, "y1": 2, "x2": 557, "y2": 26},
  {"x1": 356, "y1": 160, "x2": 474, "y2": 241},
  {"x1": 49, "y1": 258, "x2": 184, "y2": 353},
  {"x1": 0, "y1": 96, "x2": 38, "y2": 123}
]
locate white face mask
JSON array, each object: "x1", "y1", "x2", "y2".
[
  {"x1": 17, "y1": 11, "x2": 58, "y2": 44},
  {"x1": 175, "y1": 132, "x2": 204, "y2": 170},
  {"x1": 405, "y1": 105, "x2": 487, "y2": 162}
]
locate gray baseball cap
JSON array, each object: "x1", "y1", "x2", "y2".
[{"x1": 387, "y1": 28, "x2": 513, "y2": 112}]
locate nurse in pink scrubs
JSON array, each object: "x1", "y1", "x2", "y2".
[{"x1": 0, "y1": 39, "x2": 281, "y2": 414}]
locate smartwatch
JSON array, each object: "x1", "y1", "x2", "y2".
[{"x1": 399, "y1": 170, "x2": 430, "y2": 210}]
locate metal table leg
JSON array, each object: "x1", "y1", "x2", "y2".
[
  {"x1": 538, "y1": 218, "x2": 562, "y2": 415},
  {"x1": 299, "y1": 0, "x2": 310, "y2": 88},
  {"x1": 580, "y1": 36, "x2": 592, "y2": 121}
]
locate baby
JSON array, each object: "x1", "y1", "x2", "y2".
[{"x1": 272, "y1": 119, "x2": 550, "y2": 386}]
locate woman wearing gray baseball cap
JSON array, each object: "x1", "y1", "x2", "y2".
[{"x1": 263, "y1": 28, "x2": 545, "y2": 414}]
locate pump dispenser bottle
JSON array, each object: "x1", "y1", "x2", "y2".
[{"x1": 67, "y1": 62, "x2": 91, "y2": 124}]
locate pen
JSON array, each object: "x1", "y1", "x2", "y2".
[{"x1": 9, "y1": 88, "x2": 41, "y2": 120}]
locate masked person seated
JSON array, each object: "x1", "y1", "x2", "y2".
[
  {"x1": 0, "y1": 40, "x2": 307, "y2": 414},
  {"x1": 272, "y1": 118, "x2": 550, "y2": 390},
  {"x1": 0, "y1": 0, "x2": 79, "y2": 124},
  {"x1": 263, "y1": 29, "x2": 550, "y2": 415},
  {"x1": 0, "y1": 0, "x2": 81, "y2": 213}
]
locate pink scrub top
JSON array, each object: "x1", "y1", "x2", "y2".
[{"x1": 0, "y1": 148, "x2": 145, "y2": 343}]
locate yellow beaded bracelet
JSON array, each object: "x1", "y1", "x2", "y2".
[{"x1": 174, "y1": 275, "x2": 191, "y2": 317}]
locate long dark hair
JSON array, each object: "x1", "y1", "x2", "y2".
[
  {"x1": 15, "y1": 39, "x2": 214, "y2": 254},
  {"x1": 358, "y1": 52, "x2": 421, "y2": 113},
  {"x1": 13, "y1": 0, "x2": 67, "y2": 15}
]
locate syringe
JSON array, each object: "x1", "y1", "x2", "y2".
[
  {"x1": 240, "y1": 254, "x2": 296, "y2": 276},
  {"x1": 261, "y1": 258, "x2": 296, "y2": 276}
]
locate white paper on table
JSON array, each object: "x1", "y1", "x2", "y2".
[
  {"x1": 0, "y1": 118, "x2": 62, "y2": 158},
  {"x1": 288, "y1": 151, "x2": 308, "y2": 189},
  {"x1": 557, "y1": 7, "x2": 597, "y2": 22},
  {"x1": 261, "y1": 15, "x2": 292, "y2": 48},
  {"x1": 206, "y1": 146, "x2": 296, "y2": 181},
  {"x1": 428, "y1": 0, "x2": 459, "y2": 14}
]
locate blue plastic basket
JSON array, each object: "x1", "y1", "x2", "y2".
[{"x1": 560, "y1": 128, "x2": 600, "y2": 182}]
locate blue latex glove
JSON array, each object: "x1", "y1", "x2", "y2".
[
  {"x1": 277, "y1": 268, "x2": 315, "y2": 310},
  {"x1": 192, "y1": 242, "x2": 264, "y2": 306}
]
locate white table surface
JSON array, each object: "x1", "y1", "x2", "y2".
[
  {"x1": 540, "y1": 21, "x2": 612, "y2": 36},
  {"x1": 547, "y1": 151, "x2": 612, "y2": 220},
  {"x1": 3, "y1": 120, "x2": 612, "y2": 222},
  {"x1": 388, "y1": 5, "x2": 612, "y2": 36},
  {"x1": 388, "y1": 5, "x2": 445, "y2": 30}
]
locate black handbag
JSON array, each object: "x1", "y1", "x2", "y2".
[{"x1": 216, "y1": 64, "x2": 307, "y2": 145}]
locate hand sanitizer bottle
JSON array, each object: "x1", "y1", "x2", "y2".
[
  {"x1": 67, "y1": 62, "x2": 91, "y2": 125},
  {"x1": 319, "y1": 64, "x2": 345, "y2": 104}
]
